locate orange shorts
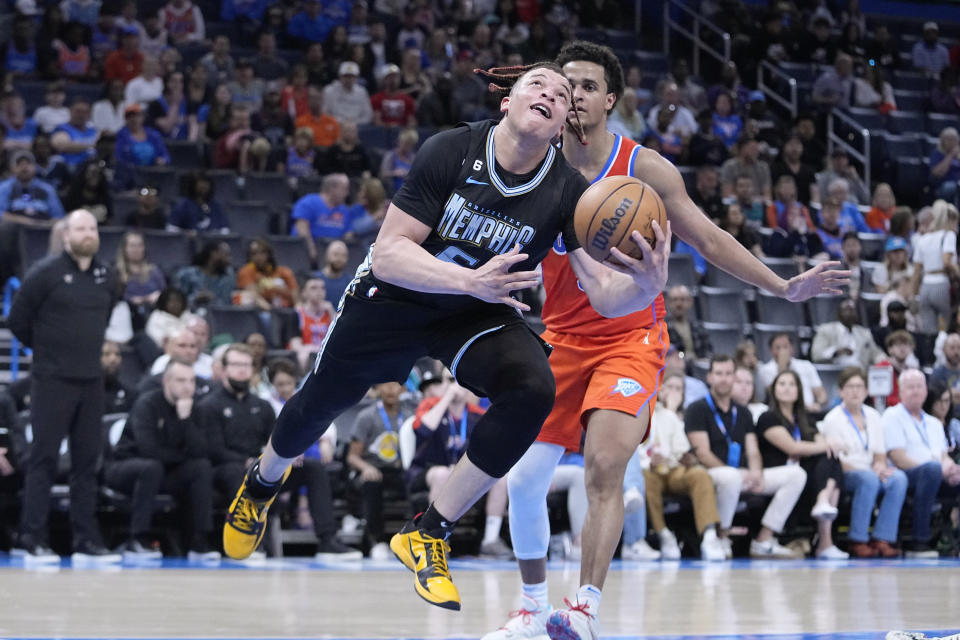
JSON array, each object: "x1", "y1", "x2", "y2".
[{"x1": 536, "y1": 321, "x2": 669, "y2": 452}]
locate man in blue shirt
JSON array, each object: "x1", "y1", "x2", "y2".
[
  {"x1": 911, "y1": 22, "x2": 951, "y2": 77},
  {"x1": 287, "y1": 0, "x2": 332, "y2": 44},
  {"x1": 291, "y1": 172, "x2": 355, "y2": 264},
  {"x1": 51, "y1": 99, "x2": 98, "y2": 172}
]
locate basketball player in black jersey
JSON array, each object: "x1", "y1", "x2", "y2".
[{"x1": 223, "y1": 62, "x2": 672, "y2": 610}]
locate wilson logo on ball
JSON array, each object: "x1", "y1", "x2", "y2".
[{"x1": 590, "y1": 197, "x2": 634, "y2": 251}]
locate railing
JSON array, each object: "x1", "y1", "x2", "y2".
[
  {"x1": 2, "y1": 277, "x2": 24, "y2": 380},
  {"x1": 757, "y1": 61, "x2": 798, "y2": 119},
  {"x1": 827, "y1": 109, "x2": 872, "y2": 190},
  {"x1": 662, "y1": 0, "x2": 731, "y2": 77}
]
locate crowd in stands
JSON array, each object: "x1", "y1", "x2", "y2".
[{"x1": 1, "y1": 0, "x2": 960, "y2": 561}]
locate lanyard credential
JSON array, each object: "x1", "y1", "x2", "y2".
[
  {"x1": 449, "y1": 410, "x2": 468, "y2": 444},
  {"x1": 843, "y1": 406, "x2": 869, "y2": 451},
  {"x1": 377, "y1": 401, "x2": 402, "y2": 433},
  {"x1": 901, "y1": 404, "x2": 930, "y2": 448},
  {"x1": 705, "y1": 394, "x2": 736, "y2": 442}
]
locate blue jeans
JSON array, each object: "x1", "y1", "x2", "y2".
[
  {"x1": 905, "y1": 461, "x2": 943, "y2": 543},
  {"x1": 844, "y1": 468, "x2": 908, "y2": 543},
  {"x1": 622, "y1": 451, "x2": 648, "y2": 545}
]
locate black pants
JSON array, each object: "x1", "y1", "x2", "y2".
[
  {"x1": 213, "y1": 461, "x2": 248, "y2": 504},
  {"x1": 104, "y1": 458, "x2": 213, "y2": 541},
  {"x1": 801, "y1": 453, "x2": 844, "y2": 494},
  {"x1": 357, "y1": 466, "x2": 406, "y2": 544},
  {"x1": 283, "y1": 459, "x2": 337, "y2": 540},
  {"x1": 20, "y1": 375, "x2": 104, "y2": 547}
]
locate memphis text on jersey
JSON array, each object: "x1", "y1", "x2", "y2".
[
  {"x1": 590, "y1": 195, "x2": 635, "y2": 252},
  {"x1": 438, "y1": 193, "x2": 535, "y2": 255}
]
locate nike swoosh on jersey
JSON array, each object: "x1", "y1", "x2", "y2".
[{"x1": 465, "y1": 177, "x2": 489, "y2": 185}]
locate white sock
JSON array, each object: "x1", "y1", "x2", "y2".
[
  {"x1": 521, "y1": 580, "x2": 549, "y2": 608},
  {"x1": 576, "y1": 584, "x2": 602, "y2": 616},
  {"x1": 483, "y1": 516, "x2": 503, "y2": 544}
]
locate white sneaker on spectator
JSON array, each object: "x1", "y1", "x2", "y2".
[
  {"x1": 14, "y1": 537, "x2": 60, "y2": 564},
  {"x1": 700, "y1": 529, "x2": 726, "y2": 562},
  {"x1": 719, "y1": 536, "x2": 733, "y2": 559},
  {"x1": 816, "y1": 545, "x2": 850, "y2": 560},
  {"x1": 621, "y1": 540, "x2": 660, "y2": 561},
  {"x1": 622, "y1": 487, "x2": 644, "y2": 514},
  {"x1": 314, "y1": 536, "x2": 362, "y2": 562},
  {"x1": 119, "y1": 539, "x2": 163, "y2": 562},
  {"x1": 71, "y1": 541, "x2": 122, "y2": 565},
  {"x1": 750, "y1": 538, "x2": 799, "y2": 559},
  {"x1": 887, "y1": 633, "x2": 960, "y2": 640},
  {"x1": 481, "y1": 593, "x2": 552, "y2": 640},
  {"x1": 658, "y1": 528, "x2": 681, "y2": 560},
  {"x1": 810, "y1": 501, "x2": 839, "y2": 521},
  {"x1": 480, "y1": 538, "x2": 515, "y2": 560},
  {"x1": 187, "y1": 549, "x2": 222, "y2": 563},
  {"x1": 904, "y1": 548, "x2": 940, "y2": 559},
  {"x1": 546, "y1": 597, "x2": 599, "y2": 640},
  {"x1": 369, "y1": 542, "x2": 392, "y2": 560}
]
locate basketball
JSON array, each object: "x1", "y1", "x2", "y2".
[{"x1": 574, "y1": 175, "x2": 666, "y2": 264}]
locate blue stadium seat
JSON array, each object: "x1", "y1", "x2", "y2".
[
  {"x1": 605, "y1": 29, "x2": 640, "y2": 50},
  {"x1": 142, "y1": 230, "x2": 194, "y2": 276},
  {"x1": 756, "y1": 290, "x2": 804, "y2": 326},
  {"x1": 65, "y1": 82, "x2": 102, "y2": 106},
  {"x1": 166, "y1": 140, "x2": 207, "y2": 170},
  {"x1": 807, "y1": 294, "x2": 844, "y2": 326},
  {"x1": 887, "y1": 111, "x2": 926, "y2": 135},
  {"x1": 358, "y1": 125, "x2": 389, "y2": 151},
  {"x1": 891, "y1": 71, "x2": 930, "y2": 92},
  {"x1": 207, "y1": 306, "x2": 264, "y2": 343},
  {"x1": 881, "y1": 132, "x2": 923, "y2": 159},
  {"x1": 857, "y1": 232, "x2": 886, "y2": 262},
  {"x1": 893, "y1": 157, "x2": 929, "y2": 205},
  {"x1": 780, "y1": 62, "x2": 819, "y2": 84},
  {"x1": 14, "y1": 80, "x2": 47, "y2": 112},
  {"x1": 845, "y1": 107, "x2": 886, "y2": 131},
  {"x1": 296, "y1": 174, "x2": 324, "y2": 198},
  {"x1": 267, "y1": 235, "x2": 313, "y2": 276},
  {"x1": 244, "y1": 172, "x2": 292, "y2": 209},
  {"x1": 225, "y1": 201, "x2": 274, "y2": 238},
  {"x1": 698, "y1": 286, "x2": 748, "y2": 325},
  {"x1": 927, "y1": 113, "x2": 958, "y2": 137},
  {"x1": 666, "y1": 253, "x2": 698, "y2": 290},
  {"x1": 702, "y1": 322, "x2": 744, "y2": 358},
  {"x1": 892, "y1": 90, "x2": 926, "y2": 112},
  {"x1": 208, "y1": 169, "x2": 243, "y2": 202}
]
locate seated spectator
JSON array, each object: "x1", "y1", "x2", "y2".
[
  {"x1": 912, "y1": 22, "x2": 950, "y2": 77},
  {"x1": 928, "y1": 68, "x2": 960, "y2": 115},
  {"x1": 175, "y1": 240, "x2": 236, "y2": 308},
  {"x1": 827, "y1": 179, "x2": 871, "y2": 228},
  {"x1": 884, "y1": 369, "x2": 960, "y2": 557},
  {"x1": 812, "y1": 296, "x2": 885, "y2": 369},
  {"x1": 732, "y1": 364, "x2": 768, "y2": 423},
  {"x1": 853, "y1": 65, "x2": 896, "y2": 113},
  {"x1": 213, "y1": 107, "x2": 266, "y2": 172},
  {"x1": 32, "y1": 134, "x2": 70, "y2": 192},
  {"x1": 3, "y1": 95, "x2": 37, "y2": 151},
  {"x1": 347, "y1": 382, "x2": 412, "y2": 557},
  {"x1": 764, "y1": 203, "x2": 827, "y2": 260},
  {"x1": 757, "y1": 371, "x2": 848, "y2": 559},
  {"x1": 53, "y1": 21, "x2": 93, "y2": 81},
  {"x1": 314, "y1": 120, "x2": 373, "y2": 180},
  {"x1": 200, "y1": 36, "x2": 235, "y2": 93},
  {"x1": 145, "y1": 287, "x2": 188, "y2": 348},
  {"x1": 287, "y1": 0, "x2": 333, "y2": 45},
  {"x1": 116, "y1": 230, "x2": 166, "y2": 318},
  {"x1": 115, "y1": 104, "x2": 169, "y2": 178},
  {"x1": 930, "y1": 127, "x2": 960, "y2": 204},
  {"x1": 929, "y1": 333, "x2": 960, "y2": 404},
  {"x1": 51, "y1": 99, "x2": 98, "y2": 172},
  {"x1": 606, "y1": 90, "x2": 646, "y2": 143},
  {"x1": 280, "y1": 128, "x2": 319, "y2": 180},
  {"x1": 323, "y1": 62, "x2": 373, "y2": 126},
  {"x1": 380, "y1": 128, "x2": 418, "y2": 194},
  {"x1": 140, "y1": 14, "x2": 169, "y2": 60},
  {"x1": 92, "y1": 79, "x2": 127, "y2": 135},
  {"x1": 160, "y1": 0, "x2": 206, "y2": 45},
  {"x1": 450, "y1": 50, "x2": 491, "y2": 122},
  {"x1": 252, "y1": 32, "x2": 288, "y2": 82},
  {"x1": 711, "y1": 92, "x2": 742, "y2": 150},
  {"x1": 690, "y1": 166, "x2": 724, "y2": 222},
  {"x1": 295, "y1": 87, "x2": 340, "y2": 148},
  {"x1": 815, "y1": 198, "x2": 854, "y2": 260},
  {"x1": 104, "y1": 28, "x2": 144, "y2": 85},
  {"x1": 649, "y1": 108, "x2": 685, "y2": 164},
  {"x1": 766, "y1": 175, "x2": 815, "y2": 231},
  {"x1": 292, "y1": 173, "x2": 354, "y2": 264},
  {"x1": 865, "y1": 24, "x2": 901, "y2": 71},
  {"x1": 875, "y1": 329, "x2": 919, "y2": 407},
  {"x1": 721, "y1": 135, "x2": 772, "y2": 201},
  {"x1": 168, "y1": 171, "x2": 228, "y2": 233},
  {"x1": 126, "y1": 186, "x2": 167, "y2": 229},
  {"x1": 796, "y1": 15, "x2": 836, "y2": 65},
  {"x1": 397, "y1": 47, "x2": 431, "y2": 104},
  {"x1": 102, "y1": 339, "x2": 137, "y2": 414},
  {"x1": 288, "y1": 277, "x2": 335, "y2": 370},
  {"x1": 150, "y1": 323, "x2": 213, "y2": 379},
  {"x1": 63, "y1": 160, "x2": 112, "y2": 224},
  {"x1": 282, "y1": 65, "x2": 311, "y2": 120},
  {"x1": 124, "y1": 57, "x2": 164, "y2": 109},
  {"x1": 687, "y1": 109, "x2": 729, "y2": 168},
  {"x1": 730, "y1": 175, "x2": 765, "y2": 225},
  {"x1": 865, "y1": 183, "x2": 897, "y2": 232},
  {"x1": 105, "y1": 359, "x2": 217, "y2": 561},
  {"x1": 228, "y1": 60, "x2": 265, "y2": 114},
  {"x1": 0, "y1": 150, "x2": 65, "y2": 224},
  {"x1": 772, "y1": 137, "x2": 817, "y2": 208},
  {"x1": 316, "y1": 240, "x2": 351, "y2": 305},
  {"x1": 265, "y1": 358, "x2": 299, "y2": 416},
  {"x1": 686, "y1": 355, "x2": 805, "y2": 558},
  {"x1": 720, "y1": 204, "x2": 762, "y2": 258},
  {"x1": 812, "y1": 54, "x2": 854, "y2": 111},
  {"x1": 244, "y1": 332, "x2": 272, "y2": 396},
  {"x1": 646, "y1": 83, "x2": 697, "y2": 138},
  {"x1": 252, "y1": 89, "x2": 294, "y2": 150},
  {"x1": 196, "y1": 84, "x2": 233, "y2": 143},
  {"x1": 351, "y1": 177, "x2": 388, "y2": 240},
  {"x1": 817, "y1": 149, "x2": 870, "y2": 206},
  {"x1": 637, "y1": 371, "x2": 726, "y2": 561},
  {"x1": 372, "y1": 64, "x2": 417, "y2": 128},
  {"x1": 416, "y1": 74, "x2": 460, "y2": 129},
  {"x1": 758, "y1": 333, "x2": 828, "y2": 413},
  {"x1": 236, "y1": 237, "x2": 299, "y2": 310},
  {"x1": 820, "y1": 367, "x2": 906, "y2": 558},
  {"x1": 147, "y1": 72, "x2": 191, "y2": 141},
  {"x1": 665, "y1": 285, "x2": 709, "y2": 360},
  {"x1": 794, "y1": 113, "x2": 827, "y2": 170},
  {"x1": 839, "y1": 232, "x2": 870, "y2": 299},
  {"x1": 871, "y1": 236, "x2": 913, "y2": 293}
]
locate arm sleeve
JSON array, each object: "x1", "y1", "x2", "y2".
[
  {"x1": 390, "y1": 126, "x2": 470, "y2": 228},
  {"x1": 7, "y1": 262, "x2": 49, "y2": 347}
]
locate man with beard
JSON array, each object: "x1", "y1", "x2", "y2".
[{"x1": 8, "y1": 209, "x2": 121, "y2": 563}]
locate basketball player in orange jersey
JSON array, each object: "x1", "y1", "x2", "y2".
[{"x1": 483, "y1": 42, "x2": 851, "y2": 640}]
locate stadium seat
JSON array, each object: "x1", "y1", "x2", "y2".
[
  {"x1": 18, "y1": 225, "x2": 52, "y2": 271},
  {"x1": 134, "y1": 166, "x2": 179, "y2": 203},
  {"x1": 357, "y1": 125, "x2": 389, "y2": 151},
  {"x1": 857, "y1": 233, "x2": 886, "y2": 262},
  {"x1": 891, "y1": 71, "x2": 930, "y2": 92},
  {"x1": 113, "y1": 193, "x2": 139, "y2": 223},
  {"x1": 892, "y1": 90, "x2": 926, "y2": 112},
  {"x1": 267, "y1": 235, "x2": 313, "y2": 276},
  {"x1": 927, "y1": 112, "x2": 958, "y2": 137},
  {"x1": 98, "y1": 226, "x2": 126, "y2": 264},
  {"x1": 13, "y1": 80, "x2": 47, "y2": 112},
  {"x1": 666, "y1": 253, "x2": 698, "y2": 290},
  {"x1": 142, "y1": 230, "x2": 194, "y2": 275},
  {"x1": 814, "y1": 363, "x2": 845, "y2": 399},
  {"x1": 166, "y1": 140, "x2": 207, "y2": 170},
  {"x1": 225, "y1": 201, "x2": 274, "y2": 238},
  {"x1": 887, "y1": 111, "x2": 926, "y2": 135},
  {"x1": 208, "y1": 169, "x2": 243, "y2": 202},
  {"x1": 893, "y1": 158, "x2": 929, "y2": 207},
  {"x1": 64, "y1": 82, "x2": 101, "y2": 106},
  {"x1": 701, "y1": 322, "x2": 744, "y2": 359},
  {"x1": 859, "y1": 292, "x2": 884, "y2": 328},
  {"x1": 756, "y1": 290, "x2": 803, "y2": 326},
  {"x1": 882, "y1": 132, "x2": 923, "y2": 159},
  {"x1": 705, "y1": 263, "x2": 754, "y2": 293},
  {"x1": 753, "y1": 323, "x2": 799, "y2": 362},
  {"x1": 244, "y1": 172, "x2": 293, "y2": 208},
  {"x1": 761, "y1": 257, "x2": 800, "y2": 280},
  {"x1": 296, "y1": 175, "x2": 324, "y2": 197},
  {"x1": 270, "y1": 308, "x2": 300, "y2": 349},
  {"x1": 207, "y1": 306, "x2": 264, "y2": 342},
  {"x1": 807, "y1": 294, "x2": 844, "y2": 326},
  {"x1": 698, "y1": 286, "x2": 748, "y2": 325},
  {"x1": 845, "y1": 107, "x2": 886, "y2": 131}
]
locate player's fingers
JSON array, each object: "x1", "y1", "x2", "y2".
[
  {"x1": 504, "y1": 277, "x2": 541, "y2": 292},
  {"x1": 608, "y1": 246, "x2": 644, "y2": 271},
  {"x1": 650, "y1": 220, "x2": 666, "y2": 247},
  {"x1": 503, "y1": 269, "x2": 539, "y2": 282},
  {"x1": 661, "y1": 220, "x2": 673, "y2": 248},
  {"x1": 498, "y1": 252, "x2": 530, "y2": 270},
  {"x1": 501, "y1": 296, "x2": 531, "y2": 312},
  {"x1": 626, "y1": 231, "x2": 653, "y2": 260}
]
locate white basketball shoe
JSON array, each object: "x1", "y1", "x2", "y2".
[{"x1": 481, "y1": 594, "x2": 551, "y2": 640}]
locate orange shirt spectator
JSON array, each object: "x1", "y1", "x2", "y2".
[
  {"x1": 235, "y1": 238, "x2": 300, "y2": 309},
  {"x1": 282, "y1": 84, "x2": 309, "y2": 119},
  {"x1": 865, "y1": 182, "x2": 897, "y2": 232},
  {"x1": 104, "y1": 29, "x2": 144, "y2": 84},
  {"x1": 295, "y1": 111, "x2": 340, "y2": 147}
]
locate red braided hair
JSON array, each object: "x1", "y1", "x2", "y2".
[{"x1": 473, "y1": 62, "x2": 588, "y2": 146}]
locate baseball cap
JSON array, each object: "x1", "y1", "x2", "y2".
[
  {"x1": 749, "y1": 90, "x2": 766, "y2": 102},
  {"x1": 923, "y1": 21, "x2": 939, "y2": 32},
  {"x1": 339, "y1": 61, "x2": 360, "y2": 76},
  {"x1": 11, "y1": 149, "x2": 35, "y2": 165},
  {"x1": 885, "y1": 236, "x2": 908, "y2": 252},
  {"x1": 418, "y1": 371, "x2": 444, "y2": 392},
  {"x1": 381, "y1": 63, "x2": 401, "y2": 78}
]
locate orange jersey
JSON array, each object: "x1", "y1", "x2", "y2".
[{"x1": 540, "y1": 134, "x2": 666, "y2": 335}]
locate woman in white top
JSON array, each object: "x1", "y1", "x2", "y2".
[
  {"x1": 92, "y1": 79, "x2": 127, "y2": 134},
  {"x1": 911, "y1": 199, "x2": 959, "y2": 336},
  {"x1": 820, "y1": 367, "x2": 906, "y2": 558},
  {"x1": 124, "y1": 56, "x2": 164, "y2": 108}
]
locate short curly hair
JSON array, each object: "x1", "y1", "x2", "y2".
[{"x1": 555, "y1": 40, "x2": 625, "y2": 113}]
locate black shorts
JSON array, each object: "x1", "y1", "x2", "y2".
[{"x1": 316, "y1": 284, "x2": 552, "y2": 396}]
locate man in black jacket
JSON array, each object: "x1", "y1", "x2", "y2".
[
  {"x1": 105, "y1": 359, "x2": 218, "y2": 561},
  {"x1": 7, "y1": 209, "x2": 119, "y2": 563}
]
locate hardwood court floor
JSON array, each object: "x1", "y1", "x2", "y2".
[{"x1": 0, "y1": 556, "x2": 958, "y2": 639}]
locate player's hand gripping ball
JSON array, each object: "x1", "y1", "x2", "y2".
[{"x1": 574, "y1": 175, "x2": 666, "y2": 264}]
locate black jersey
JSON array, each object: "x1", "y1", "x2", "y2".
[{"x1": 354, "y1": 119, "x2": 589, "y2": 311}]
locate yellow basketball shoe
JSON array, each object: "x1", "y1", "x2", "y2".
[
  {"x1": 223, "y1": 462, "x2": 291, "y2": 560},
  {"x1": 390, "y1": 520, "x2": 461, "y2": 611}
]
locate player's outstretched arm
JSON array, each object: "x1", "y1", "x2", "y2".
[
  {"x1": 567, "y1": 220, "x2": 671, "y2": 318},
  {"x1": 632, "y1": 148, "x2": 850, "y2": 301},
  {"x1": 372, "y1": 203, "x2": 540, "y2": 311}
]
